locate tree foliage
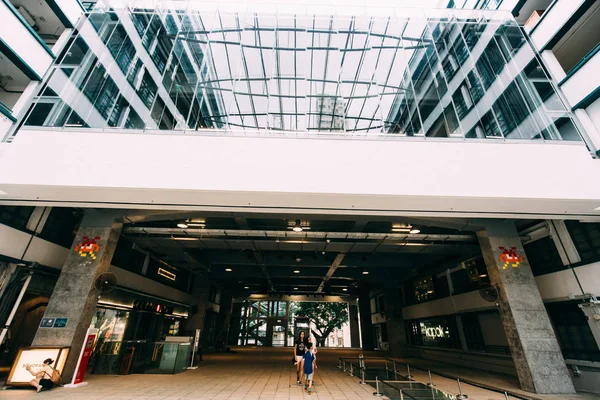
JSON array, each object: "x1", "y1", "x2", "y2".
[{"x1": 291, "y1": 302, "x2": 349, "y2": 347}]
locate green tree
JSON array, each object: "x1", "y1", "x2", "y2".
[{"x1": 291, "y1": 302, "x2": 349, "y2": 347}]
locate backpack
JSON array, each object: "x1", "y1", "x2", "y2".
[{"x1": 46, "y1": 366, "x2": 61, "y2": 385}]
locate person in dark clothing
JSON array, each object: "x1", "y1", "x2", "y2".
[{"x1": 293, "y1": 331, "x2": 308, "y2": 384}]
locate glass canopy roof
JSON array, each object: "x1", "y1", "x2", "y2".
[{"x1": 19, "y1": 1, "x2": 581, "y2": 141}]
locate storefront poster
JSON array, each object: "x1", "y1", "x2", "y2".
[{"x1": 6, "y1": 347, "x2": 69, "y2": 386}]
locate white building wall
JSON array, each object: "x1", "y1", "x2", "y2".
[{"x1": 1, "y1": 130, "x2": 600, "y2": 219}]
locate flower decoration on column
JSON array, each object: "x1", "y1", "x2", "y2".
[
  {"x1": 75, "y1": 236, "x2": 101, "y2": 260},
  {"x1": 499, "y1": 246, "x2": 523, "y2": 269}
]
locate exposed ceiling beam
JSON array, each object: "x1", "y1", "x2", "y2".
[
  {"x1": 234, "y1": 216, "x2": 250, "y2": 229},
  {"x1": 317, "y1": 253, "x2": 347, "y2": 293},
  {"x1": 351, "y1": 220, "x2": 368, "y2": 232},
  {"x1": 252, "y1": 248, "x2": 275, "y2": 293},
  {"x1": 404, "y1": 217, "x2": 485, "y2": 232},
  {"x1": 124, "y1": 227, "x2": 477, "y2": 242}
]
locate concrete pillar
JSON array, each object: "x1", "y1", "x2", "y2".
[
  {"x1": 228, "y1": 302, "x2": 242, "y2": 346},
  {"x1": 383, "y1": 289, "x2": 407, "y2": 357},
  {"x1": 348, "y1": 304, "x2": 360, "y2": 348},
  {"x1": 219, "y1": 291, "x2": 233, "y2": 346},
  {"x1": 478, "y1": 221, "x2": 575, "y2": 394},
  {"x1": 184, "y1": 282, "x2": 210, "y2": 338},
  {"x1": 358, "y1": 289, "x2": 374, "y2": 350},
  {"x1": 32, "y1": 212, "x2": 122, "y2": 382}
]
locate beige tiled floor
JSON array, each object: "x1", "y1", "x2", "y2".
[
  {"x1": 0, "y1": 347, "x2": 378, "y2": 400},
  {"x1": 1, "y1": 348, "x2": 597, "y2": 400}
]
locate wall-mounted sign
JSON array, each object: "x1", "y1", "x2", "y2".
[
  {"x1": 53, "y1": 318, "x2": 68, "y2": 328},
  {"x1": 40, "y1": 318, "x2": 55, "y2": 328},
  {"x1": 419, "y1": 319, "x2": 454, "y2": 347},
  {"x1": 40, "y1": 317, "x2": 68, "y2": 328},
  {"x1": 423, "y1": 325, "x2": 448, "y2": 339},
  {"x1": 75, "y1": 236, "x2": 101, "y2": 260},
  {"x1": 499, "y1": 247, "x2": 523, "y2": 269},
  {"x1": 133, "y1": 300, "x2": 174, "y2": 315},
  {"x1": 157, "y1": 267, "x2": 177, "y2": 281}
]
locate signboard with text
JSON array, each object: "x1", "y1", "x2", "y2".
[
  {"x1": 40, "y1": 317, "x2": 69, "y2": 328},
  {"x1": 6, "y1": 347, "x2": 70, "y2": 386}
]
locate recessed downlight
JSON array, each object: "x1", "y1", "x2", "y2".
[
  {"x1": 409, "y1": 228, "x2": 421, "y2": 234},
  {"x1": 244, "y1": 286, "x2": 249, "y2": 289},
  {"x1": 292, "y1": 219, "x2": 303, "y2": 232},
  {"x1": 225, "y1": 268, "x2": 232, "y2": 272},
  {"x1": 342, "y1": 288, "x2": 348, "y2": 291},
  {"x1": 294, "y1": 287, "x2": 299, "y2": 290},
  {"x1": 362, "y1": 271, "x2": 369, "y2": 275},
  {"x1": 177, "y1": 223, "x2": 188, "y2": 228},
  {"x1": 294, "y1": 270, "x2": 300, "y2": 274}
]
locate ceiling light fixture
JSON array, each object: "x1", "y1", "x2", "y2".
[
  {"x1": 177, "y1": 222, "x2": 188, "y2": 229},
  {"x1": 479, "y1": 274, "x2": 488, "y2": 278},
  {"x1": 293, "y1": 270, "x2": 300, "y2": 274},
  {"x1": 292, "y1": 219, "x2": 303, "y2": 232},
  {"x1": 244, "y1": 286, "x2": 249, "y2": 289},
  {"x1": 409, "y1": 228, "x2": 421, "y2": 234},
  {"x1": 343, "y1": 288, "x2": 348, "y2": 291},
  {"x1": 362, "y1": 271, "x2": 369, "y2": 275},
  {"x1": 225, "y1": 268, "x2": 232, "y2": 272},
  {"x1": 294, "y1": 287, "x2": 298, "y2": 290}
]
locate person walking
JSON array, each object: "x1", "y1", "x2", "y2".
[
  {"x1": 293, "y1": 331, "x2": 307, "y2": 384},
  {"x1": 302, "y1": 345, "x2": 317, "y2": 395}
]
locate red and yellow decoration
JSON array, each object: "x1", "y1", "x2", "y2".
[
  {"x1": 499, "y1": 246, "x2": 523, "y2": 269},
  {"x1": 74, "y1": 236, "x2": 101, "y2": 260}
]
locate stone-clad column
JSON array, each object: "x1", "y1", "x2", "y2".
[
  {"x1": 383, "y1": 289, "x2": 407, "y2": 358},
  {"x1": 478, "y1": 221, "x2": 575, "y2": 394},
  {"x1": 348, "y1": 304, "x2": 360, "y2": 348},
  {"x1": 32, "y1": 212, "x2": 122, "y2": 382},
  {"x1": 358, "y1": 288, "x2": 374, "y2": 350}
]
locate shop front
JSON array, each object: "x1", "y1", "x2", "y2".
[{"x1": 88, "y1": 289, "x2": 189, "y2": 375}]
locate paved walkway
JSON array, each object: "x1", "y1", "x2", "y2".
[
  {"x1": 0, "y1": 348, "x2": 596, "y2": 400},
  {"x1": 0, "y1": 347, "x2": 377, "y2": 400}
]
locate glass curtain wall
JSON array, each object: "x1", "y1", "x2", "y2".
[
  {"x1": 18, "y1": 1, "x2": 580, "y2": 142},
  {"x1": 238, "y1": 300, "x2": 289, "y2": 346}
]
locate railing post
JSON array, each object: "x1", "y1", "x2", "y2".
[
  {"x1": 456, "y1": 378, "x2": 469, "y2": 399},
  {"x1": 504, "y1": 391, "x2": 510, "y2": 399},
  {"x1": 399, "y1": 389, "x2": 404, "y2": 400},
  {"x1": 426, "y1": 370, "x2": 435, "y2": 387},
  {"x1": 360, "y1": 366, "x2": 367, "y2": 385},
  {"x1": 350, "y1": 362, "x2": 354, "y2": 377},
  {"x1": 393, "y1": 360, "x2": 397, "y2": 376},
  {"x1": 406, "y1": 364, "x2": 413, "y2": 380},
  {"x1": 342, "y1": 359, "x2": 347, "y2": 372},
  {"x1": 338, "y1": 357, "x2": 342, "y2": 369},
  {"x1": 373, "y1": 376, "x2": 383, "y2": 397}
]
